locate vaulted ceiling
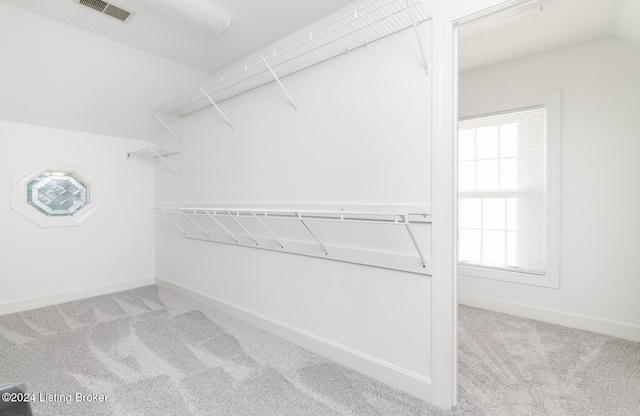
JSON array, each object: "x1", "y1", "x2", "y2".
[
  {"x1": 0, "y1": 0, "x2": 363, "y2": 73},
  {"x1": 459, "y1": 0, "x2": 640, "y2": 72},
  {"x1": 1, "y1": 0, "x2": 637, "y2": 75}
]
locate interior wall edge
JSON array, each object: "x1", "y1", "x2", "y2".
[
  {"x1": 0, "y1": 277, "x2": 155, "y2": 317},
  {"x1": 155, "y1": 276, "x2": 433, "y2": 402},
  {"x1": 458, "y1": 292, "x2": 640, "y2": 342}
]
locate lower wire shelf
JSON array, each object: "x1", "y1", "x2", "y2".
[{"x1": 154, "y1": 206, "x2": 432, "y2": 275}]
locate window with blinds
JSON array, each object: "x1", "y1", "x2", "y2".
[{"x1": 458, "y1": 106, "x2": 547, "y2": 275}]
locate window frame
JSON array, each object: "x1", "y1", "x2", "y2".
[
  {"x1": 458, "y1": 91, "x2": 561, "y2": 288},
  {"x1": 11, "y1": 165, "x2": 102, "y2": 228}
]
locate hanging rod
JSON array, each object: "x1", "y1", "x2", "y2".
[
  {"x1": 152, "y1": 207, "x2": 431, "y2": 224},
  {"x1": 151, "y1": 0, "x2": 431, "y2": 118},
  {"x1": 153, "y1": 206, "x2": 431, "y2": 270}
]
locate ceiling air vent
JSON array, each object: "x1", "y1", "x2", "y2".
[{"x1": 75, "y1": 0, "x2": 135, "y2": 23}]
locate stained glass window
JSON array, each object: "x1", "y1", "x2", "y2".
[{"x1": 26, "y1": 171, "x2": 89, "y2": 217}]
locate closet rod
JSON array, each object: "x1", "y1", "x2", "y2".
[
  {"x1": 153, "y1": 207, "x2": 431, "y2": 224},
  {"x1": 154, "y1": 206, "x2": 430, "y2": 268}
]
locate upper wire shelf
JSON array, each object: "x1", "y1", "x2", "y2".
[
  {"x1": 127, "y1": 147, "x2": 179, "y2": 158},
  {"x1": 127, "y1": 147, "x2": 180, "y2": 176},
  {"x1": 151, "y1": 0, "x2": 430, "y2": 118}
]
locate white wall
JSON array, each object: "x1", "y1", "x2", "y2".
[
  {"x1": 0, "y1": 1, "x2": 215, "y2": 311},
  {"x1": 0, "y1": 120, "x2": 156, "y2": 311},
  {"x1": 0, "y1": 1, "x2": 211, "y2": 141},
  {"x1": 458, "y1": 37, "x2": 640, "y2": 340},
  {"x1": 155, "y1": 24, "x2": 434, "y2": 389}
]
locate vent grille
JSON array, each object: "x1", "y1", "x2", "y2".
[
  {"x1": 103, "y1": 4, "x2": 132, "y2": 21},
  {"x1": 76, "y1": 0, "x2": 134, "y2": 23},
  {"x1": 79, "y1": 0, "x2": 108, "y2": 12}
]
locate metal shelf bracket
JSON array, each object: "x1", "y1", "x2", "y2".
[
  {"x1": 407, "y1": 0, "x2": 429, "y2": 74},
  {"x1": 153, "y1": 113, "x2": 182, "y2": 142},
  {"x1": 150, "y1": 149, "x2": 180, "y2": 177},
  {"x1": 298, "y1": 213, "x2": 328, "y2": 255},
  {"x1": 252, "y1": 213, "x2": 285, "y2": 249},
  {"x1": 262, "y1": 57, "x2": 298, "y2": 111},
  {"x1": 161, "y1": 213, "x2": 185, "y2": 235},
  {"x1": 226, "y1": 210, "x2": 260, "y2": 246},
  {"x1": 181, "y1": 211, "x2": 209, "y2": 238},
  {"x1": 201, "y1": 88, "x2": 235, "y2": 129},
  {"x1": 127, "y1": 147, "x2": 180, "y2": 176},
  {"x1": 403, "y1": 214, "x2": 426, "y2": 268},
  {"x1": 206, "y1": 211, "x2": 238, "y2": 242}
]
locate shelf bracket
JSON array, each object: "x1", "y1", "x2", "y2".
[
  {"x1": 298, "y1": 213, "x2": 328, "y2": 255},
  {"x1": 150, "y1": 149, "x2": 180, "y2": 176},
  {"x1": 205, "y1": 212, "x2": 238, "y2": 242},
  {"x1": 403, "y1": 215, "x2": 426, "y2": 268},
  {"x1": 226, "y1": 211, "x2": 260, "y2": 246},
  {"x1": 252, "y1": 213, "x2": 284, "y2": 249},
  {"x1": 200, "y1": 88, "x2": 235, "y2": 129},
  {"x1": 161, "y1": 213, "x2": 185, "y2": 235},
  {"x1": 181, "y1": 211, "x2": 210, "y2": 238},
  {"x1": 406, "y1": 0, "x2": 429, "y2": 74},
  {"x1": 262, "y1": 57, "x2": 298, "y2": 111},
  {"x1": 153, "y1": 113, "x2": 182, "y2": 142}
]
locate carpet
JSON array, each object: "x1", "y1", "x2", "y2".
[
  {"x1": 0, "y1": 286, "x2": 638, "y2": 415},
  {"x1": 0, "y1": 286, "x2": 436, "y2": 415},
  {"x1": 455, "y1": 305, "x2": 640, "y2": 416}
]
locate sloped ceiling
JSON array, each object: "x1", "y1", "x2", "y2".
[
  {"x1": 3, "y1": 0, "x2": 638, "y2": 79},
  {"x1": 459, "y1": 0, "x2": 640, "y2": 72},
  {"x1": 616, "y1": 0, "x2": 640, "y2": 46},
  {"x1": 0, "y1": 0, "x2": 362, "y2": 73}
]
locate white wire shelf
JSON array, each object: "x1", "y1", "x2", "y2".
[
  {"x1": 151, "y1": 0, "x2": 430, "y2": 118},
  {"x1": 154, "y1": 206, "x2": 431, "y2": 225},
  {"x1": 127, "y1": 148, "x2": 179, "y2": 158},
  {"x1": 127, "y1": 147, "x2": 180, "y2": 176},
  {"x1": 154, "y1": 206, "x2": 431, "y2": 273}
]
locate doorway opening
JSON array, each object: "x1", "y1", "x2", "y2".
[{"x1": 453, "y1": 0, "x2": 640, "y2": 413}]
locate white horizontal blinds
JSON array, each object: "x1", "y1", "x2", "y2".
[{"x1": 458, "y1": 106, "x2": 547, "y2": 275}]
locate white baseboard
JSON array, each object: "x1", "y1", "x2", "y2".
[
  {"x1": 0, "y1": 277, "x2": 155, "y2": 316},
  {"x1": 155, "y1": 277, "x2": 432, "y2": 402},
  {"x1": 458, "y1": 292, "x2": 640, "y2": 342}
]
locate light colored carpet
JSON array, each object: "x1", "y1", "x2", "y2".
[
  {"x1": 456, "y1": 305, "x2": 640, "y2": 416},
  {"x1": 0, "y1": 287, "x2": 638, "y2": 415},
  {"x1": 0, "y1": 286, "x2": 435, "y2": 415}
]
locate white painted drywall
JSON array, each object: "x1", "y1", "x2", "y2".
[
  {"x1": 616, "y1": 0, "x2": 640, "y2": 47},
  {"x1": 155, "y1": 24, "x2": 434, "y2": 379},
  {"x1": 458, "y1": 37, "x2": 640, "y2": 335},
  {"x1": 0, "y1": 120, "x2": 156, "y2": 307},
  {"x1": 0, "y1": 1, "x2": 211, "y2": 142}
]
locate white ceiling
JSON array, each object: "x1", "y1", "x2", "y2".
[
  {"x1": 0, "y1": 0, "x2": 361, "y2": 73},
  {"x1": 3, "y1": 0, "x2": 639, "y2": 75},
  {"x1": 459, "y1": 0, "x2": 640, "y2": 72}
]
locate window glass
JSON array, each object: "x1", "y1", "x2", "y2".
[
  {"x1": 458, "y1": 107, "x2": 546, "y2": 275},
  {"x1": 27, "y1": 171, "x2": 90, "y2": 217}
]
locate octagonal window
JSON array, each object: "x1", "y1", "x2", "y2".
[
  {"x1": 27, "y1": 171, "x2": 89, "y2": 217},
  {"x1": 12, "y1": 166, "x2": 101, "y2": 228}
]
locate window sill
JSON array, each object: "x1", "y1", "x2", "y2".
[{"x1": 458, "y1": 264, "x2": 559, "y2": 288}]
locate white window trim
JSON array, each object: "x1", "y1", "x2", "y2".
[{"x1": 458, "y1": 91, "x2": 561, "y2": 288}]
